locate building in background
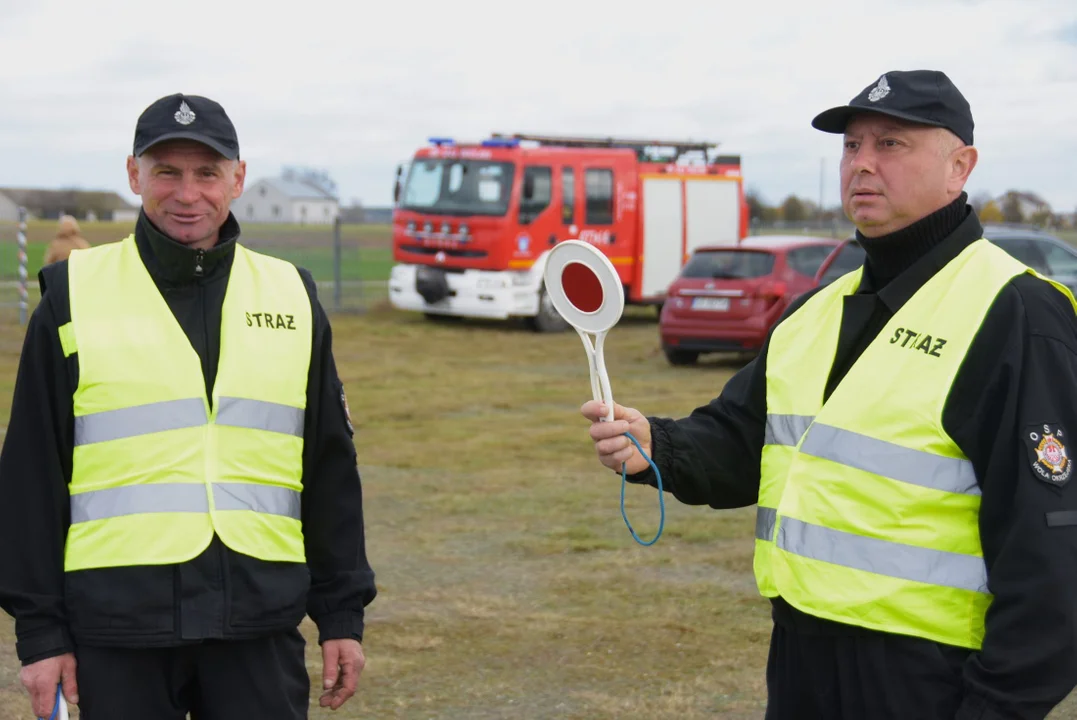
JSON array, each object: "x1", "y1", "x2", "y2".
[
  {"x1": 0, "y1": 187, "x2": 138, "y2": 222},
  {"x1": 996, "y1": 191, "x2": 1051, "y2": 219},
  {"x1": 233, "y1": 176, "x2": 340, "y2": 225},
  {"x1": 0, "y1": 192, "x2": 17, "y2": 222}
]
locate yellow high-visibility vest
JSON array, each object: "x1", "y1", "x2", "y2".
[
  {"x1": 756, "y1": 238, "x2": 1077, "y2": 649},
  {"x1": 61, "y1": 235, "x2": 312, "y2": 572}
]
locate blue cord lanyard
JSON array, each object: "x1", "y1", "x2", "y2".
[
  {"x1": 620, "y1": 431, "x2": 665, "y2": 545},
  {"x1": 574, "y1": 327, "x2": 665, "y2": 546},
  {"x1": 38, "y1": 684, "x2": 64, "y2": 720}
]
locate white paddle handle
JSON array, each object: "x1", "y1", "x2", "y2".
[
  {"x1": 38, "y1": 688, "x2": 68, "y2": 720},
  {"x1": 578, "y1": 329, "x2": 615, "y2": 423}
]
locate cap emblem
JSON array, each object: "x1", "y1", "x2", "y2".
[
  {"x1": 174, "y1": 101, "x2": 196, "y2": 125},
  {"x1": 868, "y1": 75, "x2": 890, "y2": 103}
]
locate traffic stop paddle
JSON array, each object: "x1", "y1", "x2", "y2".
[{"x1": 543, "y1": 240, "x2": 665, "y2": 546}]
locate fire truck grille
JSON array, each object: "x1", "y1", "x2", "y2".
[{"x1": 400, "y1": 244, "x2": 489, "y2": 259}]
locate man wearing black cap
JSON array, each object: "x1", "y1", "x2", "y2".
[
  {"x1": 0, "y1": 93, "x2": 377, "y2": 719},
  {"x1": 583, "y1": 70, "x2": 1077, "y2": 718}
]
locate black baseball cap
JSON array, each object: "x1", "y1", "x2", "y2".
[
  {"x1": 811, "y1": 70, "x2": 974, "y2": 146},
  {"x1": 132, "y1": 93, "x2": 240, "y2": 160}
]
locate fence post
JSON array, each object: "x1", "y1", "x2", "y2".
[
  {"x1": 332, "y1": 216, "x2": 342, "y2": 312},
  {"x1": 17, "y1": 207, "x2": 28, "y2": 325}
]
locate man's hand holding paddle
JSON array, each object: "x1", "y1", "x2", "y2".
[{"x1": 581, "y1": 400, "x2": 652, "y2": 475}]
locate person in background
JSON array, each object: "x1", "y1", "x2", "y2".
[{"x1": 42, "y1": 215, "x2": 90, "y2": 266}]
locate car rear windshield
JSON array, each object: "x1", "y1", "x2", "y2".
[{"x1": 681, "y1": 250, "x2": 776, "y2": 279}]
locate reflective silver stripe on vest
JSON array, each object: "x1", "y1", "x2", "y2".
[
  {"x1": 213, "y1": 483, "x2": 301, "y2": 520},
  {"x1": 756, "y1": 505, "x2": 777, "y2": 541},
  {"x1": 799, "y1": 423, "x2": 980, "y2": 496},
  {"x1": 71, "y1": 483, "x2": 301, "y2": 523},
  {"x1": 777, "y1": 516, "x2": 988, "y2": 594},
  {"x1": 217, "y1": 397, "x2": 304, "y2": 437},
  {"x1": 74, "y1": 397, "x2": 304, "y2": 445},
  {"x1": 764, "y1": 414, "x2": 814, "y2": 447},
  {"x1": 71, "y1": 483, "x2": 209, "y2": 523},
  {"x1": 74, "y1": 398, "x2": 207, "y2": 446}
]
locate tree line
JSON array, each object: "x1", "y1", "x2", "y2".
[{"x1": 747, "y1": 189, "x2": 1074, "y2": 229}]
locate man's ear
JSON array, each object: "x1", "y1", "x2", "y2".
[
  {"x1": 127, "y1": 156, "x2": 142, "y2": 195},
  {"x1": 949, "y1": 145, "x2": 978, "y2": 191},
  {"x1": 232, "y1": 159, "x2": 247, "y2": 200}
]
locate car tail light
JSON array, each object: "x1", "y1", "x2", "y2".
[{"x1": 758, "y1": 280, "x2": 787, "y2": 300}]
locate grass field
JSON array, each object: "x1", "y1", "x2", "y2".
[
  {"x1": 0, "y1": 221, "x2": 394, "y2": 286},
  {"x1": 4, "y1": 219, "x2": 1075, "y2": 290},
  {"x1": 0, "y1": 300, "x2": 1075, "y2": 719},
  {"x1": 3, "y1": 219, "x2": 1075, "y2": 291},
  {"x1": 1, "y1": 216, "x2": 1077, "y2": 717}
]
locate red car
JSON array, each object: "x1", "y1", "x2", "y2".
[{"x1": 659, "y1": 235, "x2": 843, "y2": 365}]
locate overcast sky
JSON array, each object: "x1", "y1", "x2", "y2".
[{"x1": 1, "y1": 0, "x2": 1075, "y2": 214}]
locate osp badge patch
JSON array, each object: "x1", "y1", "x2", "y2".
[
  {"x1": 340, "y1": 386, "x2": 354, "y2": 436},
  {"x1": 1025, "y1": 424, "x2": 1071, "y2": 488}
]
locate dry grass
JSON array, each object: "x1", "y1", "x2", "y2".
[
  {"x1": 0, "y1": 301, "x2": 1074, "y2": 718},
  {"x1": 0, "y1": 220, "x2": 391, "y2": 249},
  {"x1": 0, "y1": 221, "x2": 393, "y2": 292}
]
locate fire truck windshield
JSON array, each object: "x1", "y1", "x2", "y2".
[{"x1": 400, "y1": 159, "x2": 515, "y2": 216}]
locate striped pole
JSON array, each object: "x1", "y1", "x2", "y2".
[{"x1": 17, "y1": 207, "x2": 28, "y2": 325}]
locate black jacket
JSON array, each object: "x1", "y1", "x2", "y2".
[
  {"x1": 0, "y1": 211, "x2": 377, "y2": 664},
  {"x1": 630, "y1": 205, "x2": 1077, "y2": 719}
]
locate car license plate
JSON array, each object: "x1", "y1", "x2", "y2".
[{"x1": 691, "y1": 297, "x2": 730, "y2": 311}]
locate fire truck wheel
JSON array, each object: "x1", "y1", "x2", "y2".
[
  {"x1": 663, "y1": 348, "x2": 699, "y2": 366},
  {"x1": 529, "y1": 286, "x2": 570, "y2": 333}
]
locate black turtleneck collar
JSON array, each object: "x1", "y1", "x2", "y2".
[
  {"x1": 134, "y1": 209, "x2": 241, "y2": 285},
  {"x1": 857, "y1": 192, "x2": 969, "y2": 289},
  {"x1": 856, "y1": 196, "x2": 985, "y2": 313}
]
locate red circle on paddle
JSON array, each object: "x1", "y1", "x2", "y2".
[{"x1": 562, "y1": 262, "x2": 604, "y2": 313}]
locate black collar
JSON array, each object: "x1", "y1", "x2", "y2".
[
  {"x1": 134, "y1": 209, "x2": 240, "y2": 285},
  {"x1": 858, "y1": 208, "x2": 985, "y2": 312}
]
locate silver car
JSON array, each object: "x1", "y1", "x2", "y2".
[{"x1": 984, "y1": 223, "x2": 1077, "y2": 295}]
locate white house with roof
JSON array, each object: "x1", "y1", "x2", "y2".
[
  {"x1": 0, "y1": 191, "x2": 18, "y2": 222},
  {"x1": 233, "y1": 176, "x2": 339, "y2": 225}
]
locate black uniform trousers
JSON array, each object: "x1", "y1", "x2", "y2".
[
  {"x1": 73, "y1": 628, "x2": 310, "y2": 720},
  {"x1": 764, "y1": 619, "x2": 970, "y2": 720}
]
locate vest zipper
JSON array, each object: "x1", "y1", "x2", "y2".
[{"x1": 194, "y1": 249, "x2": 205, "y2": 277}]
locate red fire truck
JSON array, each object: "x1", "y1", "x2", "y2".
[{"x1": 388, "y1": 133, "x2": 749, "y2": 331}]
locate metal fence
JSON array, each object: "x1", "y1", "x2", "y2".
[
  {"x1": 235, "y1": 218, "x2": 390, "y2": 314},
  {"x1": 1, "y1": 212, "x2": 390, "y2": 322}
]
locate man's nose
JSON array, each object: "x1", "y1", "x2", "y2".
[
  {"x1": 849, "y1": 144, "x2": 877, "y2": 174},
  {"x1": 176, "y1": 174, "x2": 200, "y2": 203}
]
